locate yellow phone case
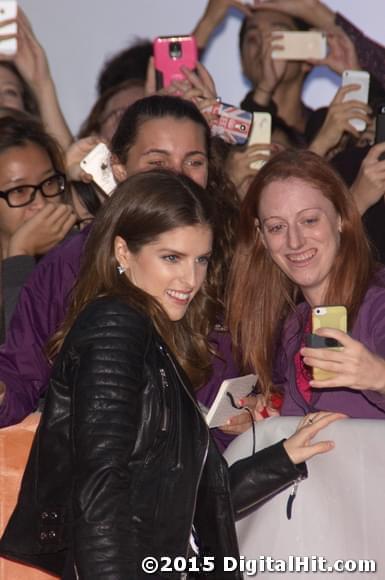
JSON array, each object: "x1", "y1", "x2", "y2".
[{"x1": 311, "y1": 306, "x2": 347, "y2": 381}]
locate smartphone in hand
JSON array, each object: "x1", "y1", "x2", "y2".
[
  {"x1": 310, "y1": 305, "x2": 347, "y2": 381},
  {"x1": 342, "y1": 70, "x2": 370, "y2": 132},
  {"x1": 272, "y1": 31, "x2": 327, "y2": 61},
  {"x1": 203, "y1": 102, "x2": 253, "y2": 145},
  {"x1": 153, "y1": 35, "x2": 198, "y2": 90},
  {"x1": 80, "y1": 143, "x2": 117, "y2": 197},
  {"x1": 247, "y1": 112, "x2": 272, "y2": 170},
  {"x1": 0, "y1": 0, "x2": 17, "y2": 55}
]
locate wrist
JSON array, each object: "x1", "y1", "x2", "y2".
[
  {"x1": 311, "y1": 1, "x2": 335, "y2": 30},
  {"x1": 7, "y1": 240, "x2": 31, "y2": 258},
  {"x1": 252, "y1": 85, "x2": 273, "y2": 105},
  {"x1": 193, "y1": 14, "x2": 220, "y2": 49}
]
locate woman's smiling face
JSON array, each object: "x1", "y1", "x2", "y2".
[
  {"x1": 258, "y1": 177, "x2": 342, "y2": 306},
  {"x1": 115, "y1": 224, "x2": 213, "y2": 321}
]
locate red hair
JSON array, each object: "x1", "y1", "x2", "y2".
[{"x1": 226, "y1": 150, "x2": 377, "y2": 394}]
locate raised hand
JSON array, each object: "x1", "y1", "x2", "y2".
[
  {"x1": 7, "y1": 203, "x2": 76, "y2": 258},
  {"x1": 301, "y1": 328, "x2": 385, "y2": 395},
  {"x1": 309, "y1": 84, "x2": 371, "y2": 157},
  {"x1": 351, "y1": 143, "x2": 385, "y2": 215}
]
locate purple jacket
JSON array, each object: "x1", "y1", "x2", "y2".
[
  {"x1": 0, "y1": 228, "x2": 89, "y2": 427},
  {"x1": 279, "y1": 270, "x2": 385, "y2": 418}
]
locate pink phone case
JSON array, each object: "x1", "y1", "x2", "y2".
[{"x1": 153, "y1": 35, "x2": 198, "y2": 89}]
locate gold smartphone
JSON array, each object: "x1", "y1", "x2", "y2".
[
  {"x1": 311, "y1": 305, "x2": 347, "y2": 381},
  {"x1": 248, "y1": 112, "x2": 272, "y2": 170},
  {"x1": 271, "y1": 31, "x2": 327, "y2": 61}
]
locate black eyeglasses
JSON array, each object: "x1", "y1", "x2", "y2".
[{"x1": 0, "y1": 172, "x2": 66, "y2": 208}]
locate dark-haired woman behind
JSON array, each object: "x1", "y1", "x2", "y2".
[
  {"x1": 227, "y1": 149, "x2": 385, "y2": 418},
  {"x1": 0, "y1": 113, "x2": 75, "y2": 340},
  {"x1": 0, "y1": 170, "x2": 341, "y2": 579}
]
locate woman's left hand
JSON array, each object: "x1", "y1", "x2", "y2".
[{"x1": 301, "y1": 329, "x2": 385, "y2": 394}]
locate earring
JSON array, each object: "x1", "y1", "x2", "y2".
[{"x1": 117, "y1": 264, "x2": 126, "y2": 275}]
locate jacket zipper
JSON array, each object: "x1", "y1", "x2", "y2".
[
  {"x1": 235, "y1": 473, "x2": 306, "y2": 517},
  {"x1": 160, "y1": 345, "x2": 210, "y2": 557},
  {"x1": 159, "y1": 368, "x2": 169, "y2": 431},
  {"x1": 74, "y1": 563, "x2": 79, "y2": 579}
]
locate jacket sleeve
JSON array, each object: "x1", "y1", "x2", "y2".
[
  {"x1": 70, "y1": 303, "x2": 152, "y2": 579},
  {"x1": 0, "y1": 233, "x2": 83, "y2": 427},
  {"x1": 1, "y1": 255, "x2": 36, "y2": 342},
  {"x1": 228, "y1": 440, "x2": 307, "y2": 520}
]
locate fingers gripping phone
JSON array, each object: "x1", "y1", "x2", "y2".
[
  {"x1": 271, "y1": 31, "x2": 327, "y2": 61},
  {"x1": 310, "y1": 305, "x2": 347, "y2": 381},
  {"x1": 248, "y1": 112, "x2": 272, "y2": 170},
  {"x1": 80, "y1": 143, "x2": 117, "y2": 197},
  {"x1": 342, "y1": 70, "x2": 370, "y2": 132},
  {"x1": 0, "y1": 0, "x2": 17, "y2": 55},
  {"x1": 153, "y1": 35, "x2": 198, "y2": 90}
]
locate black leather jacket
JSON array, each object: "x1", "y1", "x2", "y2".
[{"x1": 0, "y1": 298, "x2": 306, "y2": 579}]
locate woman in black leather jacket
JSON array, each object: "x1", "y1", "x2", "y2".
[{"x1": 0, "y1": 170, "x2": 342, "y2": 579}]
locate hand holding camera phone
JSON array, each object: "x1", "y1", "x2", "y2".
[
  {"x1": 80, "y1": 143, "x2": 117, "y2": 197},
  {"x1": 202, "y1": 102, "x2": 253, "y2": 145},
  {"x1": 342, "y1": 70, "x2": 370, "y2": 132},
  {"x1": 271, "y1": 30, "x2": 327, "y2": 61},
  {"x1": 308, "y1": 305, "x2": 347, "y2": 381},
  {"x1": 247, "y1": 112, "x2": 272, "y2": 170},
  {"x1": 153, "y1": 35, "x2": 198, "y2": 90},
  {"x1": 0, "y1": 0, "x2": 17, "y2": 55}
]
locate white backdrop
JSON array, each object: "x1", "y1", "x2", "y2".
[{"x1": 17, "y1": 1, "x2": 385, "y2": 134}]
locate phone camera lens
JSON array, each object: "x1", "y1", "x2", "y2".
[{"x1": 169, "y1": 41, "x2": 182, "y2": 59}]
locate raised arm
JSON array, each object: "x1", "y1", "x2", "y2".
[
  {"x1": 193, "y1": 0, "x2": 252, "y2": 51},
  {"x1": 11, "y1": 8, "x2": 73, "y2": 149}
]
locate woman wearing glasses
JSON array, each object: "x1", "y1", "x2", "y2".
[{"x1": 0, "y1": 113, "x2": 75, "y2": 340}]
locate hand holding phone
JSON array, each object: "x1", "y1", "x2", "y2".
[
  {"x1": 202, "y1": 102, "x2": 252, "y2": 145},
  {"x1": 80, "y1": 143, "x2": 117, "y2": 197},
  {"x1": 342, "y1": 70, "x2": 370, "y2": 132},
  {"x1": 153, "y1": 35, "x2": 198, "y2": 90},
  {"x1": 0, "y1": 0, "x2": 17, "y2": 55},
  {"x1": 271, "y1": 31, "x2": 327, "y2": 61},
  {"x1": 247, "y1": 112, "x2": 272, "y2": 170},
  {"x1": 310, "y1": 305, "x2": 347, "y2": 381}
]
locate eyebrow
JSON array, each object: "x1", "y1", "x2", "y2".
[
  {"x1": 5, "y1": 168, "x2": 57, "y2": 186},
  {"x1": 142, "y1": 149, "x2": 207, "y2": 157},
  {"x1": 262, "y1": 207, "x2": 324, "y2": 223},
  {"x1": 156, "y1": 248, "x2": 212, "y2": 257}
]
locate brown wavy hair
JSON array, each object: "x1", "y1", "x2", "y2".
[
  {"x1": 226, "y1": 149, "x2": 378, "y2": 396},
  {"x1": 48, "y1": 169, "x2": 220, "y2": 389}
]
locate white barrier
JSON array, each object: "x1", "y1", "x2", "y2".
[{"x1": 224, "y1": 417, "x2": 385, "y2": 579}]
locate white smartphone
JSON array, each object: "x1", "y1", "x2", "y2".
[
  {"x1": 248, "y1": 112, "x2": 272, "y2": 170},
  {"x1": 272, "y1": 31, "x2": 327, "y2": 61},
  {"x1": 80, "y1": 143, "x2": 117, "y2": 197},
  {"x1": 342, "y1": 70, "x2": 370, "y2": 132},
  {"x1": 0, "y1": 0, "x2": 17, "y2": 56},
  {"x1": 205, "y1": 374, "x2": 258, "y2": 428}
]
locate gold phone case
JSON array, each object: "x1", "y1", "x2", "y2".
[{"x1": 311, "y1": 306, "x2": 347, "y2": 381}]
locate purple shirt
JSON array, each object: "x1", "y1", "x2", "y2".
[
  {"x1": 0, "y1": 228, "x2": 89, "y2": 427},
  {"x1": 278, "y1": 270, "x2": 385, "y2": 418}
]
